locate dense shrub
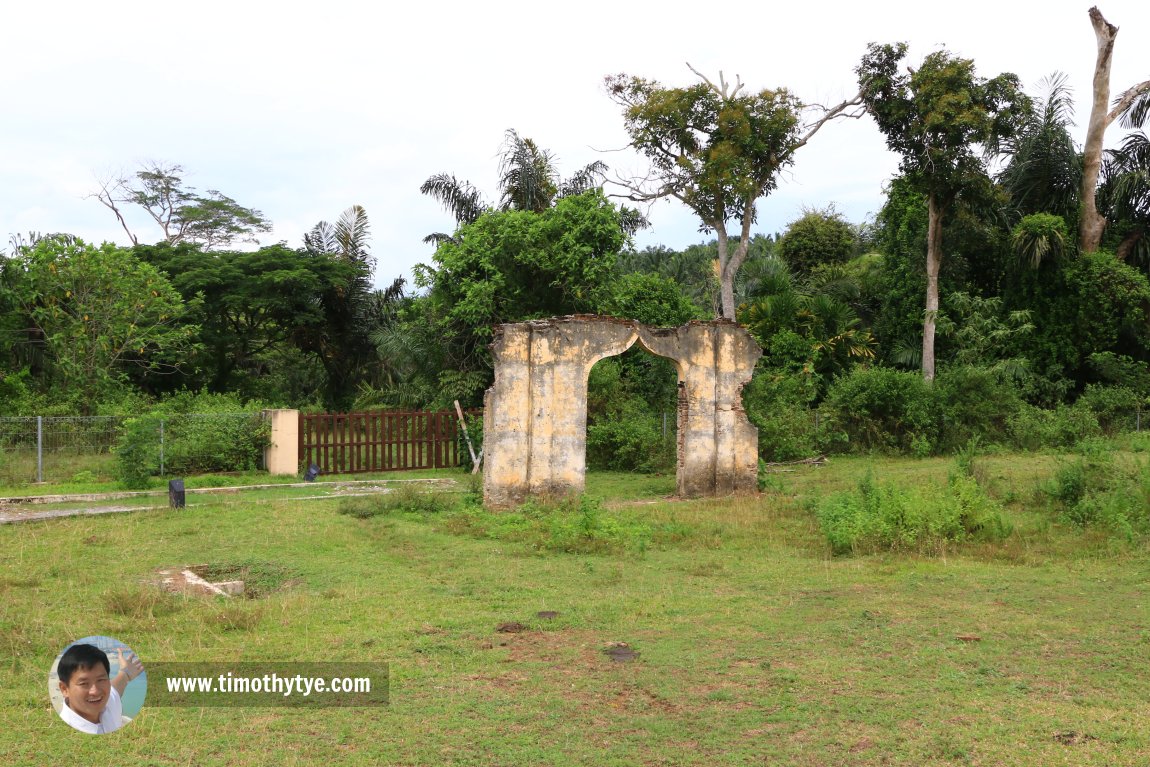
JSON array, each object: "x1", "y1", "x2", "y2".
[
  {"x1": 934, "y1": 366, "x2": 1022, "y2": 450},
  {"x1": 587, "y1": 409, "x2": 672, "y2": 472},
  {"x1": 586, "y1": 357, "x2": 675, "y2": 473},
  {"x1": 1042, "y1": 452, "x2": 1150, "y2": 539},
  {"x1": 161, "y1": 412, "x2": 270, "y2": 475},
  {"x1": 114, "y1": 414, "x2": 164, "y2": 489},
  {"x1": 1078, "y1": 384, "x2": 1142, "y2": 435},
  {"x1": 114, "y1": 392, "x2": 270, "y2": 487},
  {"x1": 742, "y1": 365, "x2": 822, "y2": 461},
  {"x1": 1007, "y1": 403, "x2": 1101, "y2": 451},
  {"x1": 820, "y1": 367, "x2": 939, "y2": 453},
  {"x1": 816, "y1": 472, "x2": 1012, "y2": 555}
]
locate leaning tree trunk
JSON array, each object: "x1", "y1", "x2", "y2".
[
  {"x1": 1080, "y1": 6, "x2": 1119, "y2": 254},
  {"x1": 922, "y1": 193, "x2": 944, "y2": 383}
]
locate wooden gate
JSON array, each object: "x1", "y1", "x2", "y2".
[{"x1": 298, "y1": 409, "x2": 474, "y2": 474}]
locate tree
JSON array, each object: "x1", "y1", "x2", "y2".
[
  {"x1": 1098, "y1": 130, "x2": 1150, "y2": 261},
  {"x1": 1079, "y1": 7, "x2": 1150, "y2": 253},
  {"x1": 1011, "y1": 213, "x2": 1070, "y2": 270},
  {"x1": 412, "y1": 190, "x2": 628, "y2": 404},
  {"x1": 133, "y1": 241, "x2": 362, "y2": 400},
  {"x1": 738, "y1": 257, "x2": 876, "y2": 386},
  {"x1": 92, "y1": 162, "x2": 271, "y2": 250},
  {"x1": 7, "y1": 236, "x2": 195, "y2": 409},
  {"x1": 605, "y1": 65, "x2": 864, "y2": 319},
  {"x1": 857, "y1": 43, "x2": 1030, "y2": 381},
  {"x1": 998, "y1": 72, "x2": 1082, "y2": 226},
  {"x1": 778, "y1": 206, "x2": 858, "y2": 274},
  {"x1": 300, "y1": 205, "x2": 404, "y2": 409},
  {"x1": 420, "y1": 129, "x2": 615, "y2": 244}
]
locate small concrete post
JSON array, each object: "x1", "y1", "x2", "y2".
[{"x1": 262, "y1": 409, "x2": 300, "y2": 475}]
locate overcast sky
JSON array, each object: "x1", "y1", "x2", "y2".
[{"x1": 2, "y1": 1, "x2": 1147, "y2": 287}]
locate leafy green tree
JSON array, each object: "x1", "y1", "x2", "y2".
[
  {"x1": 92, "y1": 162, "x2": 271, "y2": 250},
  {"x1": 299, "y1": 205, "x2": 405, "y2": 409},
  {"x1": 1010, "y1": 213, "x2": 1069, "y2": 270},
  {"x1": 935, "y1": 292, "x2": 1034, "y2": 379},
  {"x1": 620, "y1": 234, "x2": 778, "y2": 317},
  {"x1": 1014, "y1": 250, "x2": 1150, "y2": 403},
  {"x1": 857, "y1": 43, "x2": 1030, "y2": 381},
  {"x1": 599, "y1": 272, "x2": 701, "y2": 327},
  {"x1": 739, "y1": 257, "x2": 876, "y2": 387},
  {"x1": 778, "y1": 206, "x2": 858, "y2": 274},
  {"x1": 132, "y1": 241, "x2": 359, "y2": 401},
  {"x1": 413, "y1": 190, "x2": 628, "y2": 404},
  {"x1": 7, "y1": 236, "x2": 195, "y2": 410},
  {"x1": 606, "y1": 67, "x2": 863, "y2": 319}
]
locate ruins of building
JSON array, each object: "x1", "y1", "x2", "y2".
[{"x1": 482, "y1": 316, "x2": 761, "y2": 507}]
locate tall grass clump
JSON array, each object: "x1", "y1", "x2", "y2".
[
  {"x1": 1042, "y1": 451, "x2": 1150, "y2": 540},
  {"x1": 816, "y1": 472, "x2": 1011, "y2": 556},
  {"x1": 337, "y1": 485, "x2": 457, "y2": 518}
]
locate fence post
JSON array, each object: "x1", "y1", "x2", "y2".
[
  {"x1": 36, "y1": 416, "x2": 43, "y2": 483},
  {"x1": 263, "y1": 409, "x2": 300, "y2": 475},
  {"x1": 159, "y1": 419, "x2": 165, "y2": 476}
]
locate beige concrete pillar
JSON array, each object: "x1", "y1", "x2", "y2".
[
  {"x1": 637, "y1": 321, "x2": 761, "y2": 497},
  {"x1": 263, "y1": 409, "x2": 300, "y2": 475},
  {"x1": 484, "y1": 317, "x2": 638, "y2": 507}
]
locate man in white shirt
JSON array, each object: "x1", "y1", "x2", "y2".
[{"x1": 56, "y1": 644, "x2": 143, "y2": 734}]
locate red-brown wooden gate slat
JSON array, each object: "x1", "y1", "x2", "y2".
[{"x1": 297, "y1": 409, "x2": 478, "y2": 474}]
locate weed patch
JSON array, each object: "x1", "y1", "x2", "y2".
[
  {"x1": 337, "y1": 485, "x2": 457, "y2": 518},
  {"x1": 104, "y1": 585, "x2": 183, "y2": 618},
  {"x1": 1042, "y1": 452, "x2": 1150, "y2": 539},
  {"x1": 816, "y1": 472, "x2": 1012, "y2": 555}
]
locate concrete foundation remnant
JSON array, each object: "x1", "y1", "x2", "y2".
[{"x1": 483, "y1": 316, "x2": 761, "y2": 507}]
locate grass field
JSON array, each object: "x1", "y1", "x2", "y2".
[{"x1": 2, "y1": 447, "x2": 1149, "y2": 765}]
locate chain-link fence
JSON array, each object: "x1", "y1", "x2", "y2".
[{"x1": 0, "y1": 413, "x2": 265, "y2": 486}]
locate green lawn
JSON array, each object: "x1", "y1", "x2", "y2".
[{"x1": 2, "y1": 452, "x2": 1148, "y2": 765}]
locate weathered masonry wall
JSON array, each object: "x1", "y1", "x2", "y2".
[{"x1": 483, "y1": 316, "x2": 761, "y2": 507}]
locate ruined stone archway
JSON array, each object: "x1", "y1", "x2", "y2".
[{"x1": 482, "y1": 316, "x2": 761, "y2": 507}]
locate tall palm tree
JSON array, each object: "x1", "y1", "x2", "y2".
[
  {"x1": 998, "y1": 73, "x2": 1083, "y2": 225},
  {"x1": 1099, "y1": 130, "x2": 1150, "y2": 262},
  {"x1": 420, "y1": 129, "x2": 609, "y2": 242},
  {"x1": 301, "y1": 205, "x2": 407, "y2": 408}
]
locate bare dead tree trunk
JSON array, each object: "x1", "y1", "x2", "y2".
[
  {"x1": 923, "y1": 193, "x2": 944, "y2": 383},
  {"x1": 1080, "y1": 7, "x2": 1119, "y2": 254}
]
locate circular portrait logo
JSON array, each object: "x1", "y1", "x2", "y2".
[{"x1": 49, "y1": 636, "x2": 147, "y2": 734}]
